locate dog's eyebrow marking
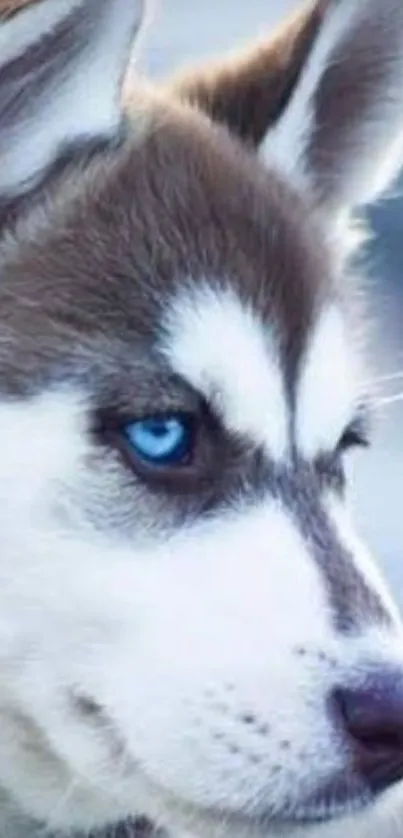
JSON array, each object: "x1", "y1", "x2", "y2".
[
  {"x1": 160, "y1": 284, "x2": 288, "y2": 459},
  {"x1": 295, "y1": 305, "x2": 362, "y2": 459}
]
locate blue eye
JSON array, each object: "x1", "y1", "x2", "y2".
[{"x1": 123, "y1": 415, "x2": 192, "y2": 466}]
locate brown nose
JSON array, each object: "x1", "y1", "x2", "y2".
[{"x1": 333, "y1": 672, "x2": 403, "y2": 793}]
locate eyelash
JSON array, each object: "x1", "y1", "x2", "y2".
[
  {"x1": 314, "y1": 418, "x2": 371, "y2": 493},
  {"x1": 337, "y1": 419, "x2": 370, "y2": 454}
]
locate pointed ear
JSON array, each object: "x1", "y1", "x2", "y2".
[
  {"x1": 0, "y1": 0, "x2": 144, "y2": 197},
  {"x1": 172, "y1": 0, "x2": 403, "y2": 214},
  {"x1": 266, "y1": 0, "x2": 403, "y2": 212},
  {"x1": 170, "y1": 0, "x2": 325, "y2": 148}
]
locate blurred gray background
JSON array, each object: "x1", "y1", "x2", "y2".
[{"x1": 140, "y1": 1, "x2": 403, "y2": 602}]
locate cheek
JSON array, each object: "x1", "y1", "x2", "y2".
[
  {"x1": 131, "y1": 501, "x2": 333, "y2": 662},
  {"x1": 74, "y1": 505, "x2": 340, "y2": 810},
  {"x1": 81, "y1": 503, "x2": 336, "y2": 725},
  {"x1": 0, "y1": 501, "x2": 331, "y2": 705},
  {"x1": 3, "y1": 501, "x2": 334, "y2": 687},
  {"x1": 0, "y1": 503, "x2": 338, "y2": 800}
]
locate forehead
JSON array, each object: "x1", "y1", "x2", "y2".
[
  {"x1": 0, "y1": 109, "x2": 358, "y2": 456},
  {"x1": 1, "y1": 106, "x2": 331, "y2": 309}
]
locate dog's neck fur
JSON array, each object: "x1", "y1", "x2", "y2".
[{"x1": 0, "y1": 792, "x2": 158, "y2": 838}]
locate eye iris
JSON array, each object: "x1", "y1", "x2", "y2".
[{"x1": 124, "y1": 417, "x2": 190, "y2": 464}]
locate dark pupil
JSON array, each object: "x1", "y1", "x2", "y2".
[{"x1": 150, "y1": 421, "x2": 170, "y2": 436}]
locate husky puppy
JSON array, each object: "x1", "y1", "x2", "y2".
[{"x1": 0, "y1": 1, "x2": 403, "y2": 837}]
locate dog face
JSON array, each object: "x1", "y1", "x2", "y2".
[{"x1": 1, "y1": 1, "x2": 403, "y2": 836}]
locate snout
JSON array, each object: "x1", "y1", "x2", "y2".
[{"x1": 245, "y1": 664, "x2": 403, "y2": 828}]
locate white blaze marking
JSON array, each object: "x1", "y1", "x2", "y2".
[
  {"x1": 161, "y1": 285, "x2": 288, "y2": 458},
  {"x1": 296, "y1": 306, "x2": 361, "y2": 459}
]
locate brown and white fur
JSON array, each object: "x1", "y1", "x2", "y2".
[{"x1": 1, "y1": 1, "x2": 403, "y2": 837}]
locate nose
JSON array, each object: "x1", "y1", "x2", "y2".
[{"x1": 334, "y1": 672, "x2": 403, "y2": 794}]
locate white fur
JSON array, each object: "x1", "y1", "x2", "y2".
[
  {"x1": 296, "y1": 305, "x2": 363, "y2": 459},
  {"x1": 0, "y1": 0, "x2": 143, "y2": 195},
  {"x1": 0, "y1": 390, "x2": 401, "y2": 836},
  {"x1": 161, "y1": 285, "x2": 288, "y2": 459}
]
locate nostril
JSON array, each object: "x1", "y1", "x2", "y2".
[
  {"x1": 335, "y1": 688, "x2": 403, "y2": 752},
  {"x1": 332, "y1": 675, "x2": 403, "y2": 794}
]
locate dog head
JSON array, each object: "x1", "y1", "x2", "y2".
[{"x1": 0, "y1": 1, "x2": 403, "y2": 836}]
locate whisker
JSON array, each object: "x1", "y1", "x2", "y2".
[
  {"x1": 367, "y1": 370, "x2": 403, "y2": 385},
  {"x1": 374, "y1": 391, "x2": 403, "y2": 407}
]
